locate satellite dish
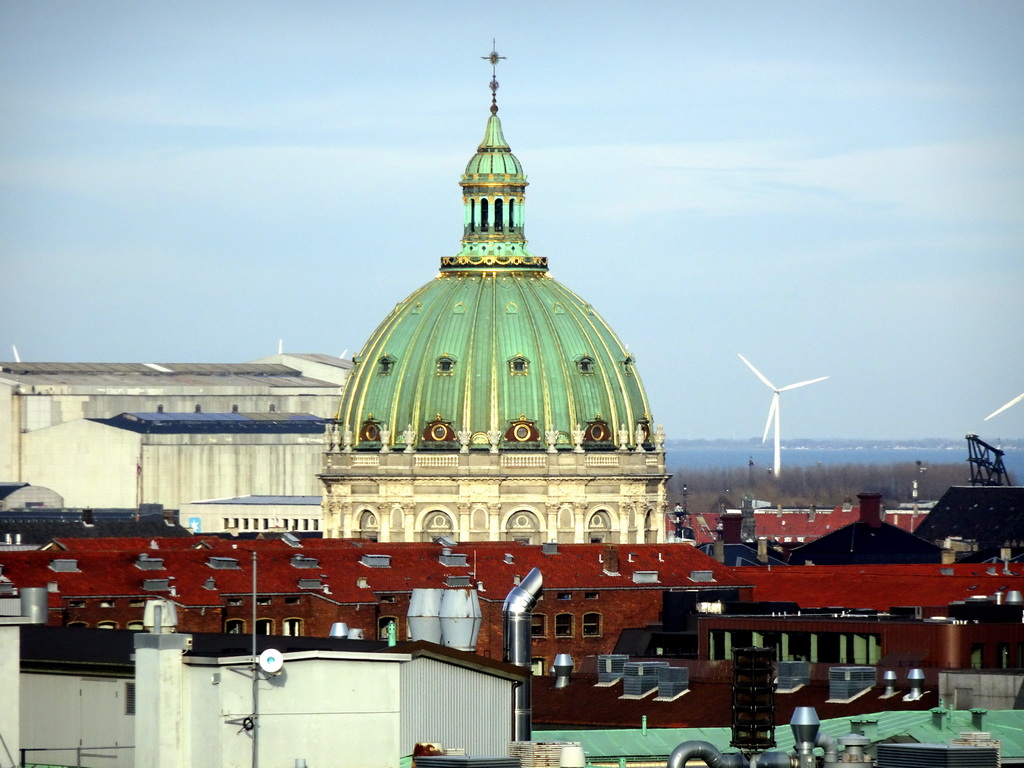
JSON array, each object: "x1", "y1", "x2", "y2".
[{"x1": 258, "y1": 648, "x2": 284, "y2": 674}]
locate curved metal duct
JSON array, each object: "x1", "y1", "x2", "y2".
[
  {"x1": 503, "y1": 567, "x2": 542, "y2": 742},
  {"x1": 408, "y1": 588, "x2": 443, "y2": 644},
  {"x1": 665, "y1": 741, "x2": 746, "y2": 768}
]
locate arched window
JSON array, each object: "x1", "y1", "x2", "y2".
[
  {"x1": 283, "y1": 618, "x2": 302, "y2": 636},
  {"x1": 576, "y1": 356, "x2": 595, "y2": 375},
  {"x1": 508, "y1": 199, "x2": 515, "y2": 231},
  {"x1": 436, "y1": 356, "x2": 455, "y2": 375},
  {"x1": 531, "y1": 613, "x2": 547, "y2": 637},
  {"x1": 97, "y1": 621, "x2": 117, "y2": 630},
  {"x1": 127, "y1": 620, "x2": 144, "y2": 631},
  {"x1": 583, "y1": 612, "x2": 602, "y2": 637},
  {"x1": 494, "y1": 199, "x2": 504, "y2": 231},
  {"x1": 225, "y1": 619, "x2": 245, "y2": 634},
  {"x1": 378, "y1": 616, "x2": 399, "y2": 640},
  {"x1": 470, "y1": 198, "x2": 476, "y2": 232},
  {"x1": 555, "y1": 613, "x2": 574, "y2": 637},
  {"x1": 481, "y1": 199, "x2": 489, "y2": 231},
  {"x1": 378, "y1": 355, "x2": 395, "y2": 375},
  {"x1": 256, "y1": 618, "x2": 273, "y2": 635}
]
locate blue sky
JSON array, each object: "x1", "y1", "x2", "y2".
[{"x1": 1, "y1": 1, "x2": 1022, "y2": 441}]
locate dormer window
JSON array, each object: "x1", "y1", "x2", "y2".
[
  {"x1": 622, "y1": 354, "x2": 635, "y2": 376},
  {"x1": 509, "y1": 355, "x2": 529, "y2": 376},
  {"x1": 576, "y1": 356, "x2": 595, "y2": 375},
  {"x1": 378, "y1": 355, "x2": 395, "y2": 375},
  {"x1": 436, "y1": 355, "x2": 455, "y2": 375}
]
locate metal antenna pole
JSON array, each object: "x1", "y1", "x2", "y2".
[{"x1": 252, "y1": 550, "x2": 259, "y2": 768}]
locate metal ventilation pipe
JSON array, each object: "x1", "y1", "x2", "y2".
[
  {"x1": 665, "y1": 741, "x2": 745, "y2": 768},
  {"x1": 552, "y1": 653, "x2": 574, "y2": 688},
  {"x1": 19, "y1": 587, "x2": 49, "y2": 624},
  {"x1": 791, "y1": 706, "x2": 837, "y2": 768},
  {"x1": 503, "y1": 566, "x2": 543, "y2": 742},
  {"x1": 905, "y1": 668, "x2": 924, "y2": 701},
  {"x1": 883, "y1": 670, "x2": 897, "y2": 696}
]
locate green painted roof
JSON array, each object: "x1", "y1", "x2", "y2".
[
  {"x1": 538, "y1": 708, "x2": 1024, "y2": 761},
  {"x1": 338, "y1": 104, "x2": 653, "y2": 447}
]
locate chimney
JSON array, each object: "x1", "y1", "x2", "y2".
[
  {"x1": 857, "y1": 492, "x2": 883, "y2": 528},
  {"x1": 713, "y1": 539, "x2": 725, "y2": 564},
  {"x1": 720, "y1": 512, "x2": 742, "y2": 544},
  {"x1": 971, "y1": 707, "x2": 987, "y2": 731},
  {"x1": 603, "y1": 545, "x2": 619, "y2": 575},
  {"x1": 757, "y1": 538, "x2": 768, "y2": 564}
]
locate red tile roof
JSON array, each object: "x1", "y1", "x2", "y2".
[
  {"x1": 0, "y1": 539, "x2": 748, "y2": 607},
  {"x1": 728, "y1": 562, "x2": 1024, "y2": 612}
]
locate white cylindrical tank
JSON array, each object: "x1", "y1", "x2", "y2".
[
  {"x1": 408, "y1": 588, "x2": 443, "y2": 644},
  {"x1": 438, "y1": 589, "x2": 481, "y2": 651}
]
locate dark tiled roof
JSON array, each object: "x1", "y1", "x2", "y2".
[
  {"x1": 0, "y1": 519, "x2": 191, "y2": 547},
  {"x1": 91, "y1": 412, "x2": 330, "y2": 434},
  {"x1": 787, "y1": 522, "x2": 941, "y2": 565},
  {"x1": 914, "y1": 486, "x2": 1024, "y2": 547}
]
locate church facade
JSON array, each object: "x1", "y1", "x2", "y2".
[{"x1": 320, "y1": 53, "x2": 668, "y2": 544}]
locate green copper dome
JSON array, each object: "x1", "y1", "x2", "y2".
[{"x1": 337, "y1": 102, "x2": 654, "y2": 450}]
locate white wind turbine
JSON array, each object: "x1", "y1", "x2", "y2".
[
  {"x1": 739, "y1": 354, "x2": 828, "y2": 477},
  {"x1": 984, "y1": 392, "x2": 1024, "y2": 422}
]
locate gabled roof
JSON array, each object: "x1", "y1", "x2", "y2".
[
  {"x1": 787, "y1": 521, "x2": 941, "y2": 565},
  {"x1": 914, "y1": 486, "x2": 1024, "y2": 547}
]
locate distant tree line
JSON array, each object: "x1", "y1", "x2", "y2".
[{"x1": 666, "y1": 461, "x2": 967, "y2": 515}]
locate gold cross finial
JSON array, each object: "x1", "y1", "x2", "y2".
[{"x1": 482, "y1": 39, "x2": 506, "y2": 114}]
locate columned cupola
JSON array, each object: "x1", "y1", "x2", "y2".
[{"x1": 441, "y1": 44, "x2": 546, "y2": 273}]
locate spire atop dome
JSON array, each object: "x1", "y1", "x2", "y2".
[
  {"x1": 482, "y1": 39, "x2": 505, "y2": 114},
  {"x1": 441, "y1": 45, "x2": 546, "y2": 273}
]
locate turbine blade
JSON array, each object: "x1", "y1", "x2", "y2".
[
  {"x1": 762, "y1": 394, "x2": 778, "y2": 443},
  {"x1": 779, "y1": 376, "x2": 828, "y2": 392},
  {"x1": 985, "y1": 392, "x2": 1024, "y2": 421},
  {"x1": 739, "y1": 354, "x2": 776, "y2": 390}
]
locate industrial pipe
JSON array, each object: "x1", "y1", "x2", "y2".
[{"x1": 503, "y1": 567, "x2": 543, "y2": 742}]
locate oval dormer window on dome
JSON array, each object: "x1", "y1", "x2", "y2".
[
  {"x1": 508, "y1": 355, "x2": 529, "y2": 376},
  {"x1": 576, "y1": 356, "x2": 595, "y2": 375},
  {"x1": 436, "y1": 355, "x2": 456, "y2": 375},
  {"x1": 422, "y1": 415, "x2": 457, "y2": 443},
  {"x1": 378, "y1": 355, "x2": 396, "y2": 375},
  {"x1": 584, "y1": 417, "x2": 612, "y2": 444},
  {"x1": 504, "y1": 415, "x2": 540, "y2": 443},
  {"x1": 621, "y1": 354, "x2": 635, "y2": 376},
  {"x1": 359, "y1": 416, "x2": 382, "y2": 444}
]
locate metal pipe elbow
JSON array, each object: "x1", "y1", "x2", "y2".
[{"x1": 666, "y1": 741, "x2": 747, "y2": 768}]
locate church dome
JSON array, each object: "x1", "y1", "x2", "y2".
[{"x1": 337, "y1": 89, "x2": 655, "y2": 452}]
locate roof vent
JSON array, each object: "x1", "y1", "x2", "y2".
[
  {"x1": 203, "y1": 577, "x2": 217, "y2": 590},
  {"x1": 597, "y1": 654, "x2": 629, "y2": 684},
  {"x1": 542, "y1": 542, "x2": 559, "y2": 555},
  {"x1": 504, "y1": 553, "x2": 514, "y2": 564},
  {"x1": 291, "y1": 554, "x2": 320, "y2": 569},
  {"x1": 207, "y1": 556, "x2": 240, "y2": 570},
  {"x1": 552, "y1": 653, "x2": 573, "y2": 688},
  {"x1": 439, "y1": 550, "x2": 468, "y2": 567},
  {"x1": 298, "y1": 578, "x2": 322, "y2": 590},
  {"x1": 281, "y1": 533, "x2": 301, "y2": 548},
  {"x1": 356, "y1": 576, "x2": 369, "y2": 588},
  {"x1": 777, "y1": 660, "x2": 810, "y2": 690},
  {"x1": 883, "y1": 670, "x2": 897, "y2": 696},
  {"x1": 444, "y1": 574, "x2": 472, "y2": 588},
  {"x1": 360, "y1": 554, "x2": 391, "y2": 568},
  {"x1": 435, "y1": 536, "x2": 458, "y2": 548},
  {"x1": 904, "y1": 668, "x2": 925, "y2": 701},
  {"x1": 828, "y1": 666, "x2": 876, "y2": 700},
  {"x1": 135, "y1": 554, "x2": 164, "y2": 570},
  {"x1": 49, "y1": 558, "x2": 79, "y2": 572},
  {"x1": 689, "y1": 570, "x2": 715, "y2": 582},
  {"x1": 633, "y1": 570, "x2": 659, "y2": 584},
  {"x1": 142, "y1": 578, "x2": 171, "y2": 592},
  {"x1": 621, "y1": 661, "x2": 669, "y2": 697},
  {"x1": 657, "y1": 665, "x2": 689, "y2": 698}
]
